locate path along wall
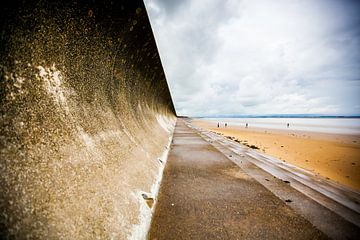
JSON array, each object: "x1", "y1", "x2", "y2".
[{"x1": 0, "y1": 0, "x2": 176, "y2": 239}]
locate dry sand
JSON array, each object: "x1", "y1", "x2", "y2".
[{"x1": 191, "y1": 119, "x2": 360, "y2": 192}]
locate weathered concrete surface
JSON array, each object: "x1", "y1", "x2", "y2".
[
  {"x1": 0, "y1": 0, "x2": 175, "y2": 239},
  {"x1": 149, "y1": 120, "x2": 328, "y2": 239}
]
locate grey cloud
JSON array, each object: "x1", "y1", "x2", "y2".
[
  {"x1": 151, "y1": 0, "x2": 190, "y2": 16},
  {"x1": 145, "y1": 0, "x2": 360, "y2": 116}
]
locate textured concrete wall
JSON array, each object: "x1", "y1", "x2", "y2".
[{"x1": 0, "y1": 0, "x2": 176, "y2": 239}]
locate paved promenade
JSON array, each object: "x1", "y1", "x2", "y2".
[{"x1": 149, "y1": 120, "x2": 332, "y2": 239}]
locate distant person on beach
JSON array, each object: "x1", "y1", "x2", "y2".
[
  {"x1": 217, "y1": 122, "x2": 219, "y2": 128},
  {"x1": 287, "y1": 123, "x2": 290, "y2": 128},
  {"x1": 225, "y1": 123, "x2": 227, "y2": 127},
  {"x1": 246, "y1": 123, "x2": 248, "y2": 128}
]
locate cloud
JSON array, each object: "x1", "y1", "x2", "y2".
[{"x1": 145, "y1": 0, "x2": 360, "y2": 116}]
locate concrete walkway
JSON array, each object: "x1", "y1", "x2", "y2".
[{"x1": 149, "y1": 120, "x2": 329, "y2": 239}]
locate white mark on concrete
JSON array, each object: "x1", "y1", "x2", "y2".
[
  {"x1": 13, "y1": 77, "x2": 25, "y2": 89},
  {"x1": 4, "y1": 70, "x2": 26, "y2": 92},
  {"x1": 128, "y1": 192, "x2": 152, "y2": 240},
  {"x1": 123, "y1": 128, "x2": 138, "y2": 145},
  {"x1": 78, "y1": 129, "x2": 96, "y2": 149},
  {"x1": 156, "y1": 114, "x2": 174, "y2": 133},
  {"x1": 37, "y1": 64, "x2": 70, "y2": 113},
  {"x1": 73, "y1": 126, "x2": 107, "y2": 164},
  {"x1": 128, "y1": 117, "x2": 176, "y2": 240},
  {"x1": 150, "y1": 126, "x2": 174, "y2": 199}
]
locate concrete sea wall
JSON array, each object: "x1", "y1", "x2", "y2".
[{"x1": 0, "y1": 0, "x2": 176, "y2": 239}]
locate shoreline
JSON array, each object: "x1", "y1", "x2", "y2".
[{"x1": 191, "y1": 119, "x2": 360, "y2": 192}]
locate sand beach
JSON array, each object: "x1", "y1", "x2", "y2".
[{"x1": 191, "y1": 118, "x2": 360, "y2": 192}]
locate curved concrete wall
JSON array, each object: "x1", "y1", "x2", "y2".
[{"x1": 0, "y1": 0, "x2": 176, "y2": 239}]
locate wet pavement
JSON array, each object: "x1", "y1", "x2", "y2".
[{"x1": 149, "y1": 119, "x2": 334, "y2": 239}]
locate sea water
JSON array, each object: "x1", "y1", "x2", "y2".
[{"x1": 200, "y1": 117, "x2": 360, "y2": 135}]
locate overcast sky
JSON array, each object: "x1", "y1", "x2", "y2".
[{"x1": 144, "y1": 0, "x2": 360, "y2": 116}]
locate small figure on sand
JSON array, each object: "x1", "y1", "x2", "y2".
[
  {"x1": 217, "y1": 122, "x2": 219, "y2": 128},
  {"x1": 225, "y1": 123, "x2": 227, "y2": 128},
  {"x1": 246, "y1": 123, "x2": 248, "y2": 128},
  {"x1": 287, "y1": 123, "x2": 290, "y2": 128}
]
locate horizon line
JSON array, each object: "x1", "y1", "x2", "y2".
[{"x1": 188, "y1": 114, "x2": 360, "y2": 118}]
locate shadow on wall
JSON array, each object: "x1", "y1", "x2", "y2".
[{"x1": 0, "y1": 0, "x2": 176, "y2": 239}]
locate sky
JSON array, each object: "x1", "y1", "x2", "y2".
[{"x1": 144, "y1": 0, "x2": 360, "y2": 117}]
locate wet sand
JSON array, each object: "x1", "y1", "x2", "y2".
[{"x1": 191, "y1": 119, "x2": 360, "y2": 192}]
